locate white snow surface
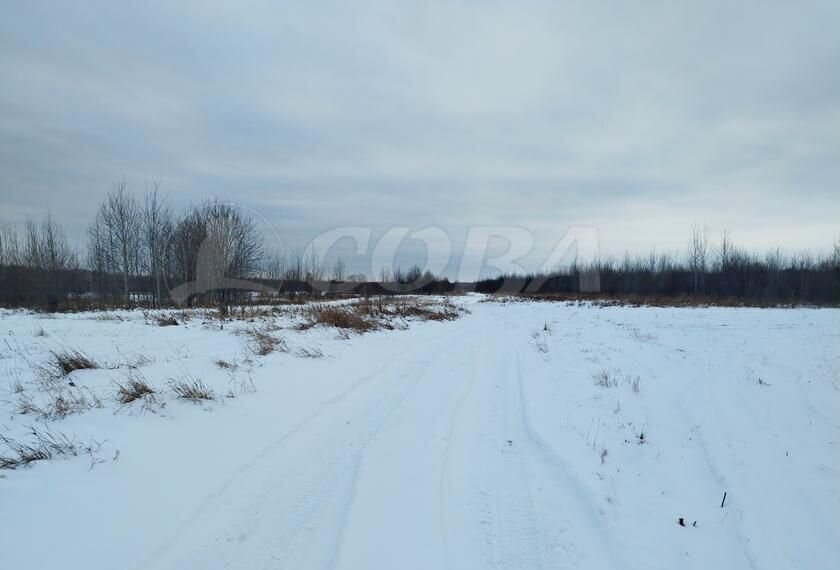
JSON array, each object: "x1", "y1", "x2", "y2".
[{"x1": 1, "y1": 296, "x2": 838, "y2": 569}]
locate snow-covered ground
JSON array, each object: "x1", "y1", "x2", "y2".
[{"x1": 1, "y1": 296, "x2": 838, "y2": 569}]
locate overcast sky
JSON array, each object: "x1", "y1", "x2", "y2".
[{"x1": 1, "y1": 1, "x2": 838, "y2": 273}]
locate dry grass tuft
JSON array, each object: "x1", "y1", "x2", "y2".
[
  {"x1": 247, "y1": 328, "x2": 288, "y2": 356},
  {"x1": 593, "y1": 369, "x2": 618, "y2": 388},
  {"x1": 628, "y1": 327, "x2": 656, "y2": 343},
  {"x1": 92, "y1": 312, "x2": 124, "y2": 322},
  {"x1": 302, "y1": 298, "x2": 465, "y2": 333},
  {"x1": 49, "y1": 388, "x2": 103, "y2": 418},
  {"x1": 229, "y1": 306, "x2": 285, "y2": 321},
  {"x1": 305, "y1": 305, "x2": 376, "y2": 332},
  {"x1": 295, "y1": 346, "x2": 324, "y2": 358},
  {"x1": 50, "y1": 349, "x2": 98, "y2": 376},
  {"x1": 156, "y1": 315, "x2": 179, "y2": 327},
  {"x1": 0, "y1": 426, "x2": 91, "y2": 470},
  {"x1": 593, "y1": 369, "x2": 641, "y2": 394},
  {"x1": 169, "y1": 376, "x2": 215, "y2": 401},
  {"x1": 116, "y1": 376, "x2": 156, "y2": 404},
  {"x1": 531, "y1": 330, "x2": 550, "y2": 355},
  {"x1": 14, "y1": 394, "x2": 42, "y2": 416},
  {"x1": 124, "y1": 353, "x2": 152, "y2": 369}
]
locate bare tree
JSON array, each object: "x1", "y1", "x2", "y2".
[
  {"x1": 5, "y1": 214, "x2": 78, "y2": 305},
  {"x1": 0, "y1": 221, "x2": 21, "y2": 266},
  {"x1": 379, "y1": 266, "x2": 391, "y2": 283},
  {"x1": 23, "y1": 218, "x2": 42, "y2": 268},
  {"x1": 170, "y1": 201, "x2": 264, "y2": 307},
  {"x1": 94, "y1": 182, "x2": 141, "y2": 301},
  {"x1": 285, "y1": 250, "x2": 304, "y2": 283},
  {"x1": 264, "y1": 251, "x2": 286, "y2": 281},
  {"x1": 171, "y1": 207, "x2": 206, "y2": 289},
  {"x1": 40, "y1": 213, "x2": 77, "y2": 303},
  {"x1": 143, "y1": 184, "x2": 172, "y2": 306},
  {"x1": 718, "y1": 229, "x2": 735, "y2": 272},
  {"x1": 833, "y1": 237, "x2": 840, "y2": 268},
  {"x1": 87, "y1": 212, "x2": 110, "y2": 297},
  {"x1": 331, "y1": 257, "x2": 346, "y2": 281},
  {"x1": 404, "y1": 264, "x2": 423, "y2": 284},
  {"x1": 304, "y1": 247, "x2": 323, "y2": 282},
  {"x1": 392, "y1": 266, "x2": 404, "y2": 284},
  {"x1": 40, "y1": 213, "x2": 77, "y2": 273},
  {"x1": 646, "y1": 247, "x2": 657, "y2": 273},
  {"x1": 202, "y1": 201, "x2": 263, "y2": 280},
  {"x1": 688, "y1": 223, "x2": 710, "y2": 294}
]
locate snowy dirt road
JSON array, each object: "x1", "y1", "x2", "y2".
[{"x1": 2, "y1": 299, "x2": 838, "y2": 569}]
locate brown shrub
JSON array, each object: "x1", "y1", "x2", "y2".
[
  {"x1": 156, "y1": 315, "x2": 179, "y2": 327},
  {"x1": 50, "y1": 349, "x2": 98, "y2": 376},
  {"x1": 116, "y1": 376, "x2": 156, "y2": 404},
  {"x1": 301, "y1": 298, "x2": 465, "y2": 333},
  {"x1": 0, "y1": 427, "x2": 80, "y2": 470},
  {"x1": 247, "y1": 328, "x2": 288, "y2": 356},
  {"x1": 306, "y1": 305, "x2": 377, "y2": 332},
  {"x1": 169, "y1": 376, "x2": 215, "y2": 401}
]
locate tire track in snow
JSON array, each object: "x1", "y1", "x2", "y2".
[
  {"x1": 492, "y1": 360, "x2": 545, "y2": 570},
  {"x1": 509, "y1": 339, "x2": 626, "y2": 568},
  {"x1": 277, "y1": 350, "x2": 439, "y2": 570},
  {"x1": 440, "y1": 317, "x2": 545, "y2": 570},
  {"x1": 438, "y1": 329, "x2": 488, "y2": 570},
  {"x1": 441, "y1": 308, "x2": 609, "y2": 570},
  {"x1": 655, "y1": 334, "x2": 781, "y2": 570},
  {"x1": 327, "y1": 323, "x2": 491, "y2": 570},
  {"x1": 557, "y1": 307, "x2": 764, "y2": 568},
  {"x1": 138, "y1": 322, "x2": 470, "y2": 570},
  {"x1": 137, "y1": 363, "x2": 395, "y2": 570}
]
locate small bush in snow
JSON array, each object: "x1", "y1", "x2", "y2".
[
  {"x1": 115, "y1": 375, "x2": 156, "y2": 404},
  {"x1": 295, "y1": 346, "x2": 324, "y2": 358},
  {"x1": 0, "y1": 426, "x2": 89, "y2": 470},
  {"x1": 14, "y1": 394, "x2": 43, "y2": 416},
  {"x1": 593, "y1": 369, "x2": 642, "y2": 394},
  {"x1": 124, "y1": 353, "x2": 152, "y2": 369},
  {"x1": 169, "y1": 376, "x2": 216, "y2": 401},
  {"x1": 247, "y1": 328, "x2": 288, "y2": 356},
  {"x1": 50, "y1": 349, "x2": 98, "y2": 376},
  {"x1": 628, "y1": 327, "x2": 656, "y2": 343},
  {"x1": 305, "y1": 305, "x2": 376, "y2": 333},
  {"x1": 17, "y1": 383, "x2": 103, "y2": 419},
  {"x1": 92, "y1": 312, "x2": 123, "y2": 322},
  {"x1": 156, "y1": 315, "x2": 179, "y2": 327},
  {"x1": 593, "y1": 369, "x2": 618, "y2": 388},
  {"x1": 47, "y1": 388, "x2": 103, "y2": 418},
  {"x1": 302, "y1": 298, "x2": 465, "y2": 334}
]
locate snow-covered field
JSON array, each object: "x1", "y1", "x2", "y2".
[{"x1": 1, "y1": 296, "x2": 838, "y2": 570}]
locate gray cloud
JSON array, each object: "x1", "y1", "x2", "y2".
[{"x1": 1, "y1": 0, "x2": 838, "y2": 271}]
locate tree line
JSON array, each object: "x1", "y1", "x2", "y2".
[
  {"x1": 476, "y1": 224, "x2": 840, "y2": 304},
  {"x1": 1, "y1": 186, "x2": 838, "y2": 307},
  {"x1": 0, "y1": 184, "x2": 456, "y2": 308}
]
